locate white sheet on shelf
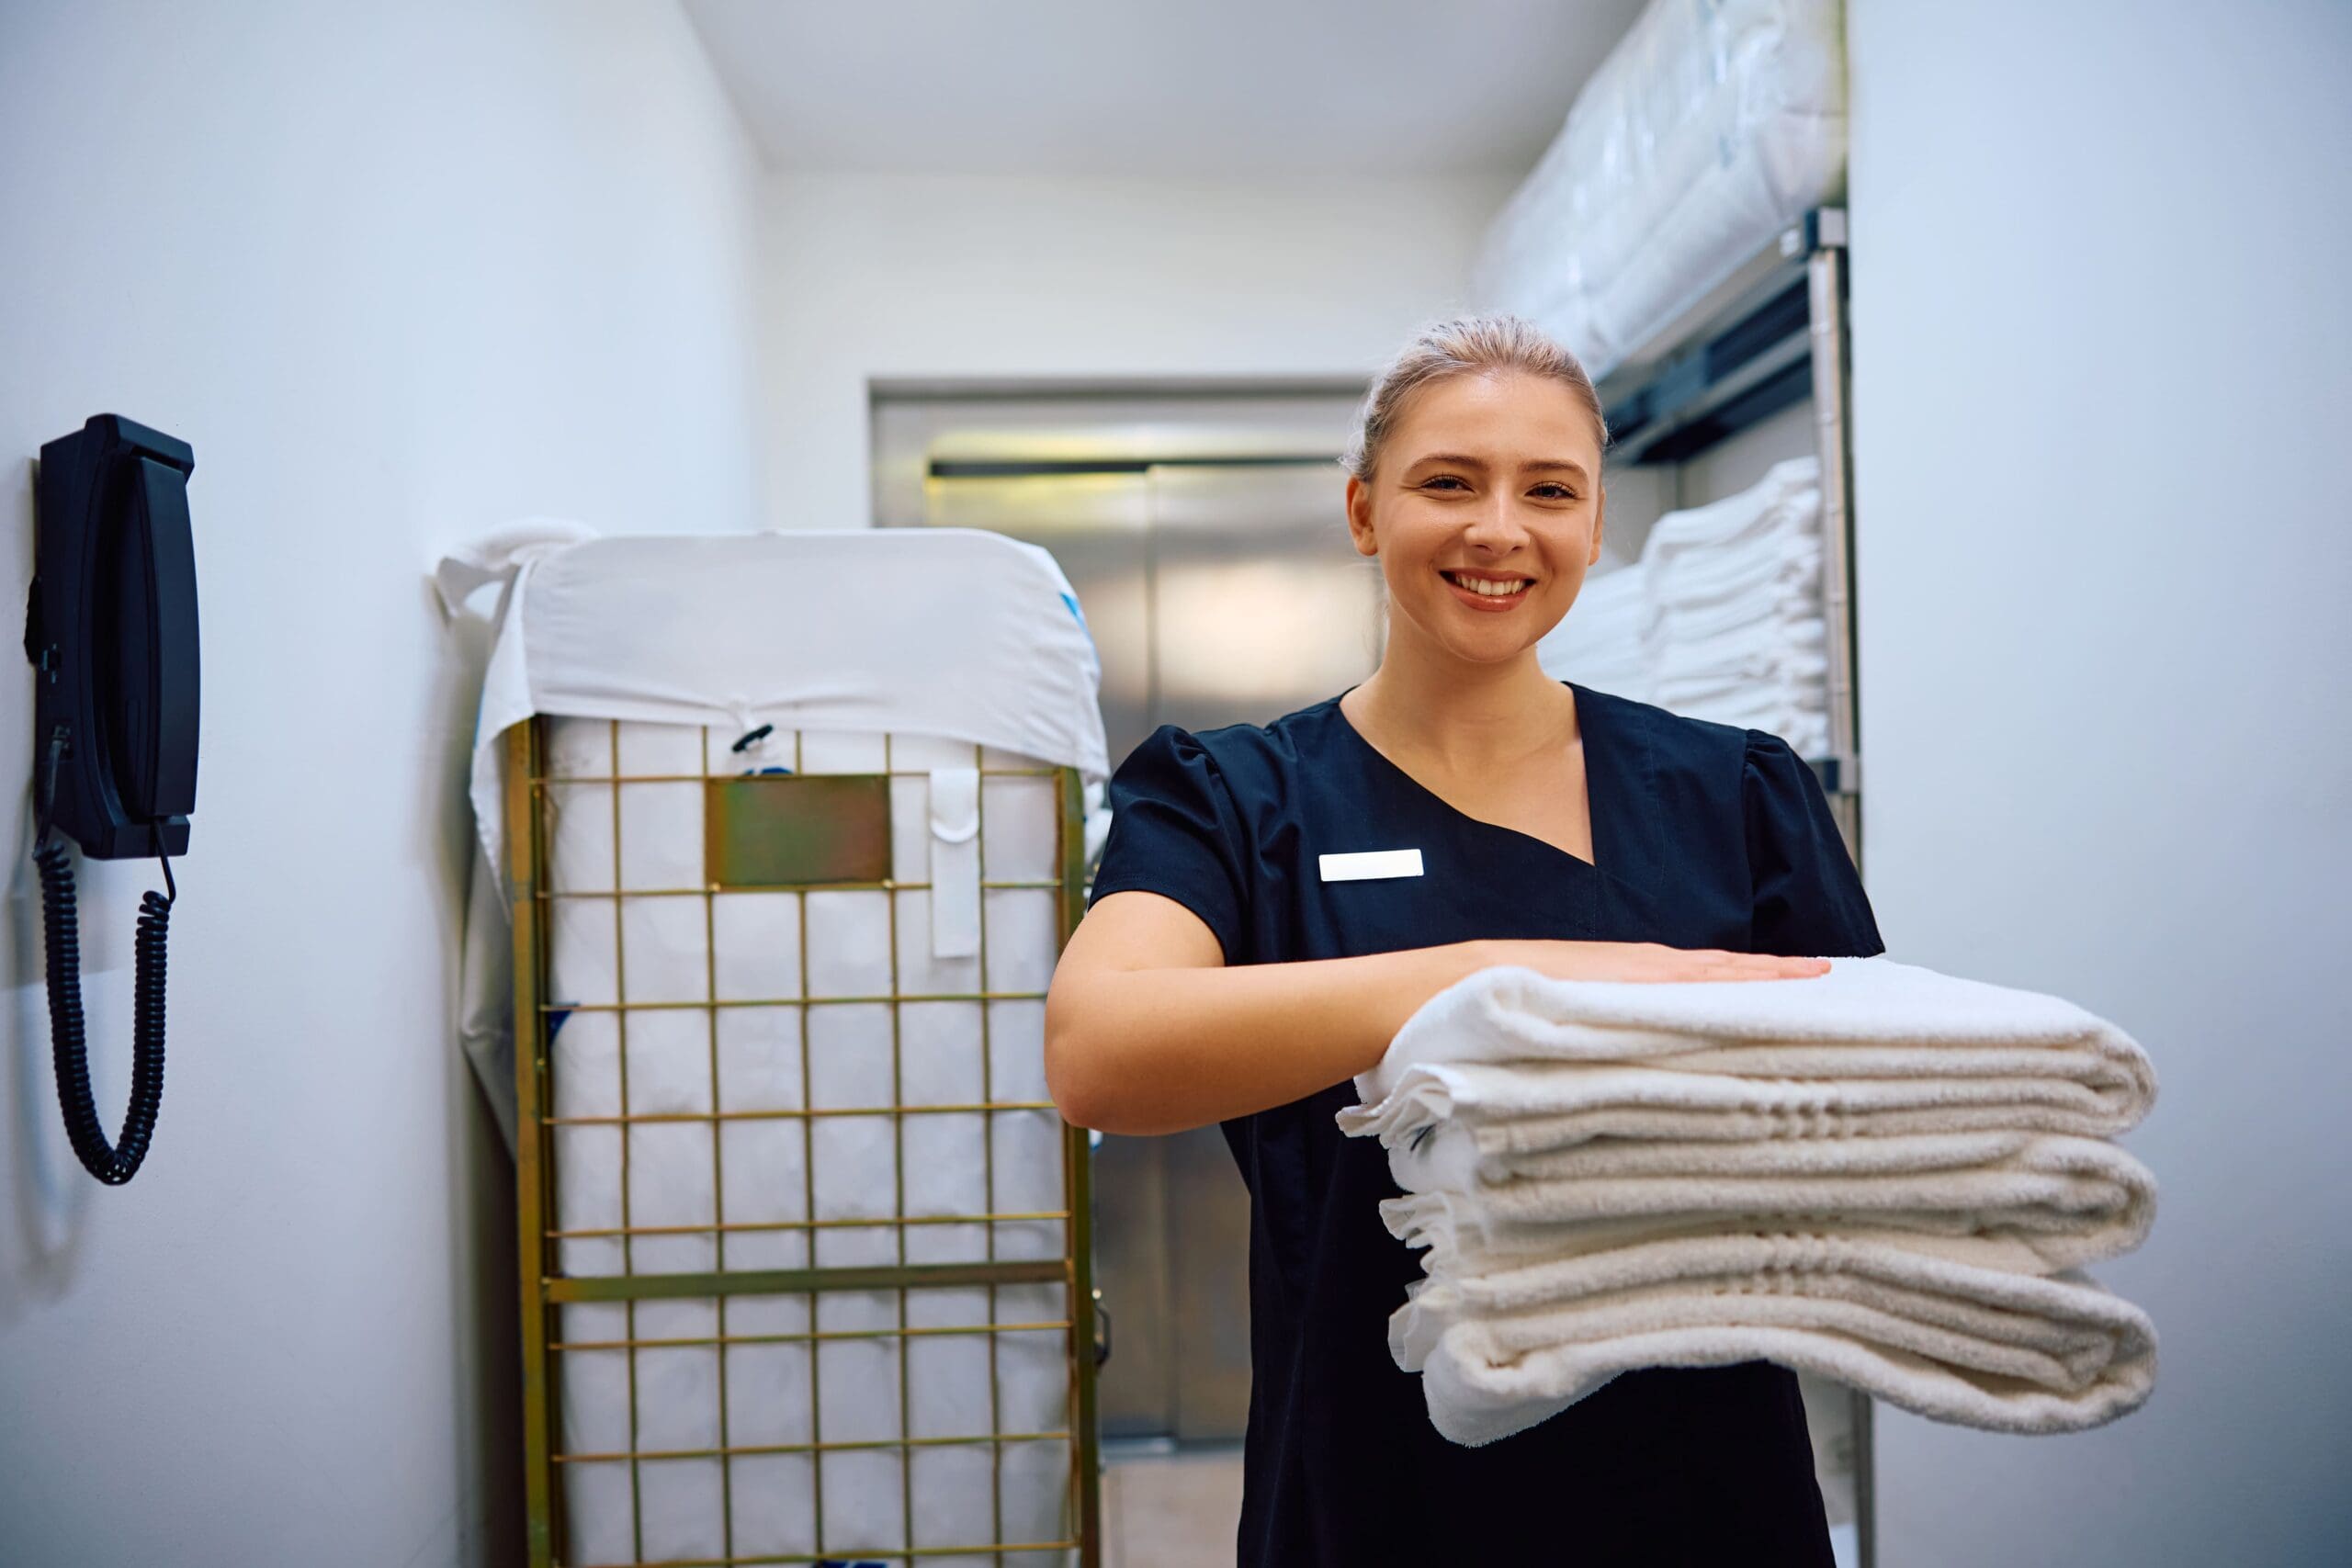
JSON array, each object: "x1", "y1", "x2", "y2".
[
  {"x1": 1536, "y1": 560, "x2": 1654, "y2": 701},
  {"x1": 1639, "y1": 458, "x2": 1822, "y2": 581},
  {"x1": 1470, "y1": 0, "x2": 1847, "y2": 380}
]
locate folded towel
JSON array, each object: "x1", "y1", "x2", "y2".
[
  {"x1": 1567, "y1": 560, "x2": 1650, "y2": 621},
  {"x1": 1340, "y1": 958, "x2": 2159, "y2": 1144},
  {"x1": 1380, "y1": 1131, "x2": 2155, "y2": 1272},
  {"x1": 1655, "y1": 662, "x2": 1830, "y2": 735},
  {"x1": 1650, "y1": 544, "x2": 1821, "y2": 630},
  {"x1": 1538, "y1": 564, "x2": 1655, "y2": 700},
  {"x1": 1642, "y1": 457, "x2": 1822, "y2": 556},
  {"x1": 1649, "y1": 576, "x2": 1823, "y2": 647},
  {"x1": 1539, "y1": 463, "x2": 1833, "y2": 721},
  {"x1": 1653, "y1": 615, "x2": 1827, "y2": 681},
  {"x1": 1337, "y1": 960, "x2": 2161, "y2": 1449},
  {"x1": 1647, "y1": 528, "x2": 1823, "y2": 613},
  {"x1": 1404, "y1": 1124, "x2": 2069, "y2": 1190},
  {"x1": 1655, "y1": 700, "x2": 1829, "y2": 748},
  {"x1": 1654, "y1": 668, "x2": 1831, "y2": 716},
  {"x1": 1359, "y1": 1062, "x2": 2155, "y2": 1169},
  {"x1": 1389, "y1": 1225, "x2": 2157, "y2": 1445}
]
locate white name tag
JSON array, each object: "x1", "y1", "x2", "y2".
[{"x1": 1318, "y1": 848, "x2": 1425, "y2": 883}]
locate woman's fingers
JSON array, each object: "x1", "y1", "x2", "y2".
[
  {"x1": 1504, "y1": 942, "x2": 1831, "y2": 984},
  {"x1": 1682, "y1": 948, "x2": 1826, "y2": 968},
  {"x1": 1654, "y1": 947, "x2": 1830, "y2": 982}
]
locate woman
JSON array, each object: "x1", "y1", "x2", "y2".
[{"x1": 1044, "y1": 315, "x2": 1883, "y2": 1564}]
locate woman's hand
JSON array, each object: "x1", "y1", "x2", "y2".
[
  {"x1": 1476, "y1": 940, "x2": 1830, "y2": 984},
  {"x1": 1046, "y1": 896, "x2": 1833, "y2": 1134}
]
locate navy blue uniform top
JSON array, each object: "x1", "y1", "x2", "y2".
[{"x1": 1083, "y1": 681, "x2": 1885, "y2": 1566}]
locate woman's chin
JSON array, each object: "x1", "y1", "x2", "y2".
[
  {"x1": 1436, "y1": 628, "x2": 1548, "y2": 666},
  {"x1": 1438, "y1": 609, "x2": 1559, "y2": 662},
  {"x1": 1389, "y1": 593, "x2": 1564, "y2": 667}
]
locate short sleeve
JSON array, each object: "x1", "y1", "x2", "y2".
[
  {"x1": 1085, "y1": 725, "x2": 1252, "y2": 964},
  {"x1": 1743, "y1": 728, "x2": 1886, "y2": 959}
]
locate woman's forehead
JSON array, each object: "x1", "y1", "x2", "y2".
[{"x1": 1390, "y1": 372, "x2": 1601, "y2": 462}]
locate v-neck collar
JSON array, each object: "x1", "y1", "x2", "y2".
[{"x1": 1326, "y1": 678, "x2": 1614, "y2": 875}]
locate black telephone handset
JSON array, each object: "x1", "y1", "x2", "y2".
[{"x1": 23, "y1": 413, "x2": 200, "y2": 1184}]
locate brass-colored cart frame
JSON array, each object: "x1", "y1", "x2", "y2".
[{"x1": 505, "y1": 717, "x2": 1103, "y2": 1566}]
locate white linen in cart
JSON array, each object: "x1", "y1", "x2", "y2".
[
  {"x1": 437, "y1": 524, "x2": 1109, "y2": 1158},
  {"x1": 544, "y1": 720, "x2": 1069, "y2": 1259},
  {"x1": 557, "y1": 1284, "x2": 1074, "y2": 1562},
  {"x1": 541, "y1": 717, "x2": 1080, "y2": 1563}
]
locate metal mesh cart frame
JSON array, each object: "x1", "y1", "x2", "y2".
[{"x1": 505, "y1": 716, "x2": 1103, "y2": 1566}]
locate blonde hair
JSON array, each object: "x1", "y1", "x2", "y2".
[{"x1": 1340, "y1": 313, "x2": 1609, "y2": 483}]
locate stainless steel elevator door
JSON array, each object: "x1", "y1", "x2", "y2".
[
  {"x1": 920, "y1": 458, "x2": 1383, "y2": 769},
  {"x1": 1146, "y1": 462, "x2": 1385, "y2": 741},
  {"x1": 886, "y1": 389, "x2": 1379, "y2": 1443}
]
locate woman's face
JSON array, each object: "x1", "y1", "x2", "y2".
[{"x1": 1345, "y1": 367, "x2": 1605, "y2": 667}]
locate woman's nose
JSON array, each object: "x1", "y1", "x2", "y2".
[{"x1": 1460, "y1": 497, "x2": 1534, "y2": 552}]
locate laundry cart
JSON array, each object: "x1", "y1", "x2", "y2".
[{"x1": 457, "y1": 528, "x2": 1111, "y2": 1567}]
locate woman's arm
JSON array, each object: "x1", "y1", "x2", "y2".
[{"x1": 1044, "y1": 890, "x2": 1827, "y2": 1135}]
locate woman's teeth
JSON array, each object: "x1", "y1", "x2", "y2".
[{"x1": 1444, "y1": 571, "x2": 1532, "y2": 597}]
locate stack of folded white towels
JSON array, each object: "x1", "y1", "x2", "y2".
[
  {"x1": 1644, "y1": 456, "x2": 1829, "y2": 757},
  {"x1": 1536, "y1": 561, "x2": 1654, "y2": 701},
  {"x1": 1336, "y1": 955, "x2": 2160, "y2": 1448},
  {"x1": 1539, "y1": 456, "x2": 1831, "y2": 758}
]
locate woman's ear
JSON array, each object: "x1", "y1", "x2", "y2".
[
  {"x1": 1589, "y1": 480, "x2": 1606, "y2": 565},
  {"x1": 1344, "y1": 474, "x2": 1379, "y2": 557}
]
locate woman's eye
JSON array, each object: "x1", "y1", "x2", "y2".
[
  {"x1": 1420, "y1": 476, "x2": 1469, "y2": 491},
  {"x1": 1532, "y1": 484, "x2": 1577, "y2": 500}
]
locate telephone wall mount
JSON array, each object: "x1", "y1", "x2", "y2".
[{"x1": 23, "y1": 414, "x2": 199, "y2": 1185}]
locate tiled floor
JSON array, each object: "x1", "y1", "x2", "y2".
[{"x1": 1100, "y1": 1448, "x2": 1245, "y2": 1568}]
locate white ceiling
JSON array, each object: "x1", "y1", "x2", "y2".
[{"x1": 681, "y1": 0, "x2": 1645, "y2": 178}]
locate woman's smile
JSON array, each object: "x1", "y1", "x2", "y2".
[{"x1": 1441, "y1": 568, "x2": 1536, "y2": 611}]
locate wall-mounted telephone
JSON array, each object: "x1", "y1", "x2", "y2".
[{"x1": 22, "y1": 414, "x2": 199, "y2": 1185}]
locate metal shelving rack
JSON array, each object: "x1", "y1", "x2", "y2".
[
  {"x1": 1592, "y1": 206, "x2": 1860, "y2": 839},
  {"x1": 1589, "y1": 204, "x2": 1873, "y2": 1564}
]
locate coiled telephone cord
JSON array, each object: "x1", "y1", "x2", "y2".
[{"x1": 33, "y1": 726, "x2": 175, "y2": 1184}]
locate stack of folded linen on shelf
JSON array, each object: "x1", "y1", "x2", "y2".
[
  {"x1": 1536, "y1": 560, "x2": 1654, "y2": 702},
  {"x1": 1469, "y1": 0, "x2": 1847, "y2": 381},
  {"x1": 1641, "y1": 455, "x2": 1829, "y2": 756},
  {"x1": 1336, "y1": 956, "x2": 2161, "y2": 1448},
  {"x1": 1536, "y1": 457, "x2": 1829, "y2": 753}
]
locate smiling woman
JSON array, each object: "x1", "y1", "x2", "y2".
[
  {"x1": 1043, "y1": 312, "x2": 1881, "y2": 1565},
  {"x1": 1334, "y1": 317, "x2": 1615, "y2": 852}
]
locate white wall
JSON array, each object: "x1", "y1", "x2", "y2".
[
  {"x1": 760, "y1": 170, "x2": 1518, "y2": 529},
  {"x1": 1846, "y1": 2, "x2": 2351, "y2": 1562},
  {"x1": 0, "y1": 4, "x2": 766, "y2": 1564}
]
